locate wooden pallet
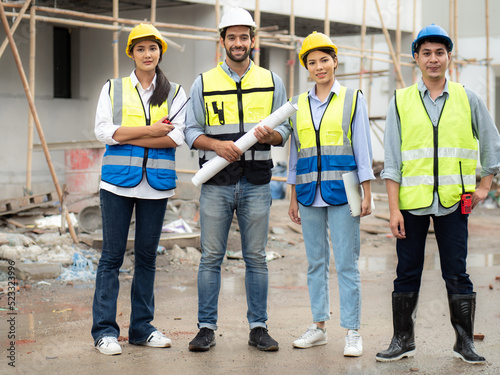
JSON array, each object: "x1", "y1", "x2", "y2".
[{"x1": 0, "y1": 191, "x2": 59, "y2": 216}]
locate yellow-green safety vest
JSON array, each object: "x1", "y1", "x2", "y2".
[{"x1": 396, "y1": 81, "x2": 478, "y2": 209}]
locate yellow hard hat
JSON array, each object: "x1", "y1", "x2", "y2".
[
  {"x1": 126, "y1": 23, "x2": 168, "y2": 58},
  {"x1": 298, "y1": 31, "x2": 338, "y2": 67}
]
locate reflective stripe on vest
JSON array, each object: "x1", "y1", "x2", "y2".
[
  {"x1": 289, "y1": 86, "x2": 358, "y2": 206},
  {"x1": 200, "y1": 63, "x2": 274, "y2": 165},
  {"x1": 101, "y1": 77, "x2": 180, "y2": 190},
  {"x1": 396, "y1": 81, "x2": 477, "y2": 209}
]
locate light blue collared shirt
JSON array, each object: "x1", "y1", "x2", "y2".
[
  {"x1": 287, "y1": 79, "x2": 375, "y2": 207},
  {"x1": 381, "y1": 79, "x2": 500, "y2": 216}
]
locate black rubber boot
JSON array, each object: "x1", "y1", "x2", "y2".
[
  {"x1": 448, "y1": 293, "x2": 486, "y2": 364},
  {"x1": 375, "y1": 292, "x2": 418, "y2": 362}
]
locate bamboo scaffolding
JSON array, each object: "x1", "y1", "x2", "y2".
[
  {"x1": 368, "y1": 35, "x2": 375, "y2": 116},
  {"x1": 340, "y1": 51, "x2": 415, "y2": 67},
  {"x1": 412, "y1": 0, "x2": 417, "y2": 83},
  {"x1": 1, "y1": 0, "x2": 494, "y2": 189},
  {"x1": 7, "y1": 3, "x2": 217, "y2": 33},
  {"x1": 151, "y1": 0, "x2": 157, "y2": 24},
  {"x1": 338, "y1": 69, "x2": 388, "y2": 78},
  {"x1": 0, "y1": 0, "x2": 30, "y2": 59},
  {"x1": 324, "y1": 0, "x2": 330, "y2": 36},
  {"x1": 485, "y1": 0, "x2": 490, "y2": 110},
  {"x1": 26, "y1": 0, "x2": 35, "y2": 193},
  {"x1": 254, "y1": 0, "x2": 261, "y2": 66},
  {"x1": 3, "y1": 11, "x2": 188, "y2": 49},
  {"x1": 359, "y1": 0, "x2": 367, "y2": 90},
  {"x1": 0, "y1": 3, "x2": 78, "y2": 243},
  {"x1": 374, "y1": 0, "x2": 406, "y2": 87},
  {"x1": 215, "y1": 0, "x2": 221, "y2": 62},
  {"x1": 113, "y1": 0, "x2": 119, "y2": 78},
  {"x1": 288, "y1": 0, "x2": 295, "y2": 96},
  {"x1": 396, "y1": 0, "x2": 401, "y2": 88}
]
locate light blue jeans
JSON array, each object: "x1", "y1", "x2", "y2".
[
  {"x1": 299, "y1": 203, "x2": 361, "y2": 330},
  {"x1": 197, "y1": 178, "x2": 271, "y2": 330}
]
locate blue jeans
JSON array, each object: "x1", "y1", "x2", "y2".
[
  {"x1": 395, "y1": 207, "x2": 473, "y2": 295},
  {"x1": 299, "y1": 203, "x2": 361, "y2": 330},
  {"x1": 197, "y1": 178, "x2": 271, "y2": 330},
  {"x1": 91, "y1": 189, "x2": 167, "y2": 345}
]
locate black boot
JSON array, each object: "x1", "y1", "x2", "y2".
[
  {"x1": 375, "y1": 292, "x2": 418, "y2": 362},
  {"x1": 448, "y1": 293, "x2": 486, "y2": 364}
]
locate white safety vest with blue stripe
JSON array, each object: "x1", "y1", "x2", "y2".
[{"x1": 101, "y1": 77, "x2": 179, "y2": 190}]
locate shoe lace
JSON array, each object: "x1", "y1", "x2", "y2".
[
  {"x1": 149, "y1": 331, "x2": 164, "y2": 341},
  {"x1": 300, "y1": 327, "x2": 321, "y2": 340},
  {"x1": 198, "y1": 327, "x2": 212, "y2": 338},
  {"x1": 346, "y1": 332, "x2": 361, "y2": 347},
  {"x1": 99, "y1": 336, "x2": 118, "y2": 347}
]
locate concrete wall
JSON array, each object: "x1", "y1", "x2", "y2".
[{"x1": 421, "y1": 0, "x2": 500, "y2": 124}]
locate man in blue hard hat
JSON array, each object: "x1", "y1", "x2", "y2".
[{"x1": 376, "y1": 24, "x2": 500, "y2": 364}]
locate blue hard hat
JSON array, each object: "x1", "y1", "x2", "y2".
[{"x1": 411, "y1": 24, "x2": 453, "y2": 58}]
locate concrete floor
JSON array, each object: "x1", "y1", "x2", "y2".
[{"x1": 1, "y1": 197, "x2": 499, "y2": 375}]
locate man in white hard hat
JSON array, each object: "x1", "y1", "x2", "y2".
[
  {"x1": 376, "y1": 23, "x2": 500, "y2": 364},
  {"x1": 184, "y1": 7, "x2": 291, "y2": 352}
]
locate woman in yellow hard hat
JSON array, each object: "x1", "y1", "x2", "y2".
[
  {"x1": 91, "y1": 23, "x2": 187, "y2": 355},
  {"x1": 287, "y1": 31, "x2": 374, "y2": 356}
]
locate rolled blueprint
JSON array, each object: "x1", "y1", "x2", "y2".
[{"x1": 191, "y1": 101, "x2": 299, "y2": 187}]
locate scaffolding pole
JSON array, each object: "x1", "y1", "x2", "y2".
[
  {"x1": 374, "y1": 0, "x2": 406, "y2": 87},
  {"x1": 0, "y1": 0, "x2": 30, "y2": 59},
  {"x1": 254, "y1": 0, "x2": 261, "y2": 66},
  {"x1": 0, "y1": 2, "x2": 78, "y2": 243},
  {"x1": 485, "y1": 0, "x2": 490, "y2": 110},
  {"x1": 26, "y1": 0, "x2": 35, "y2": 194}
]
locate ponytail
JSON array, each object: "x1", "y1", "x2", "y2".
[{"x1": 150, "y1": 65, "x2": 171, "y2": 107}]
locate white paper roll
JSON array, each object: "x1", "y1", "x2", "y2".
[{"x1": 191, "y1": 101, "x2": 299, "y2": 187}]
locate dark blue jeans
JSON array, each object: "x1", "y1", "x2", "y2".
[
  {"x1": 91, "y1": 189, "x2": 167, "y2": 345},
  {"x1": 394, "y1": 207, "x2": 473, "y2": 295}
]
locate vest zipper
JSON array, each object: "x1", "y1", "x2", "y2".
[
  {"x1": 419, "y1": 92, "x2": 446, "y2": 193},
  {"x1": 313, "y1": 93, "x2": 333, "y2": 191},
  {"x1": 136, "y1": 87, "x2": 149, "y2": 176},
  {"x1": 236, "y1": 81, "x2": 245, "y2": 169}
]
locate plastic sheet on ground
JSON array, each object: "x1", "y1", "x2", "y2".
[
  {"x1": 162, "y1": 218, "x2": 193, "y2": 233},
  {"x1": 58, "y1": 251, "x2": 96, "y2": 281},
  {"x1": 35, "y1": 213, "x2": 78, "y2": 229}
]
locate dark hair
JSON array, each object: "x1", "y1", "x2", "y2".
[
  {"x1": 414, "y1": 37, "x2": 452, "y2": 55},
  {"x1": 303, "y1": 48, "x2": 337, "y2": 67},
  {"x1": 150, "y1": 64, "x2": 171, "y2": 107},
  {"x1": 131, "y1": 40, "x2": 171, "y2": 107},
  {"x1": 220, "y1": 26, "x2": 255, "y2": 41}
]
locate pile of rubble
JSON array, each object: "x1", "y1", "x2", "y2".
[{"x1": 0, "y1": 191, "x2": 291, "y2": 291}]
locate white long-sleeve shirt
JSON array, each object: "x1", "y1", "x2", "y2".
[{"x1": 95, "y1": 70, "x2": 187, "y2": 199}]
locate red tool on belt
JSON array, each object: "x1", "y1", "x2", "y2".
[
  {"x1": 163, "y1": 97, "x2": 191, "y2": 124},
  {"x1": 459, "y1": 161, "x2": 472, "y2": 214}
]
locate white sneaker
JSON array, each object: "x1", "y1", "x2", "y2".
[
  {"x1": 293, "y1": 324, "x2": 327, "y2": 348},
  {"x1": 95, "y1": 336, "x2": 122, "y2": 355},
  {"x1": 141, "y1": 330, "x2": 172, "y2": 348},
  {"x1": 344, "y1": 330, "x2": 363, "y2": 357}
]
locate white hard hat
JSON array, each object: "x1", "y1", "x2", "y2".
[{"x1": 218, "y1": 7, "x2": 256, "y2": 33}]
